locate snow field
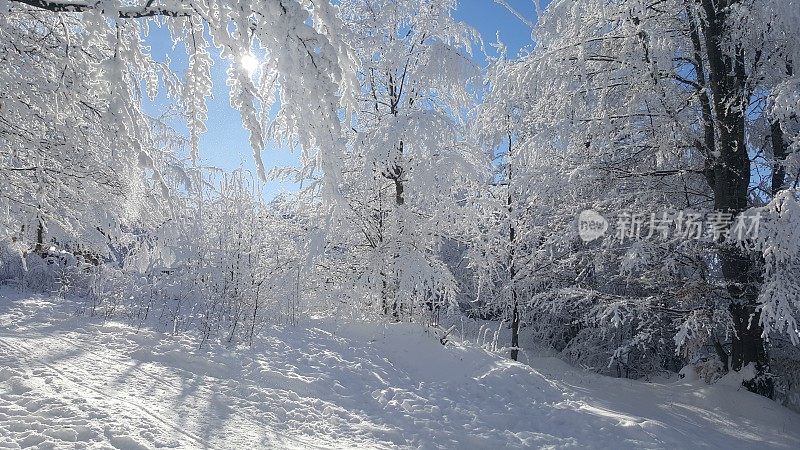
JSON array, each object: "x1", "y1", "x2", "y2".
[{"x1": 1, "y1": 289, "x2": 799, "y2": 449}]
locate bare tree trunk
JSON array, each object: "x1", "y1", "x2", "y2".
[{"x1": 700, "y1": 0, "x2": 771, "y2": 396}]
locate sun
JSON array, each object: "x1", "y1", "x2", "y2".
[{"x1": 240, "y1": 53, "x2": 259, "y2": 75}]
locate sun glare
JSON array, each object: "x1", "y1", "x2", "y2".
[{"x1": 240, "y1": 53, "x2": 259, "y2": 75}]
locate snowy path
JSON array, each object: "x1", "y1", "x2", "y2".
[{"x1": 1, "y1": 290, "x2": 799, "y2": 449}]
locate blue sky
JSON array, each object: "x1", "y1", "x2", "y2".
[{"x1": 148, "y1": 0, "x2": 539, "y2": 198}]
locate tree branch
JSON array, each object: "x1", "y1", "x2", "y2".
[{"x1": 9, "y1": 0, "x2": 190, "y2": 18}]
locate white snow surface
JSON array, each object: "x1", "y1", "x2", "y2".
[{"x1": 1, "y1": 289, "x2": 799, "y2": 449}]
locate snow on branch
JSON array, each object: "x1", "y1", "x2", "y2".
[{"x1": 8, "y1": 0, "x2": 191, "y2": 17}]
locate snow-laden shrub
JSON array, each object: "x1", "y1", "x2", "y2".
[
  {"x1": 771, "y1": 343, "x2": 800, "y2": 413},
  {"x1": 0, "y1": 238, "x2": 26, "y2": 284},
  {"x1": 19, "y1": 249, "x2": 94, "y2": 295}
]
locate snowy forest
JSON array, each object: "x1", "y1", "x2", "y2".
[{"x1": 2, "y1": 0, "x2": 800, "y2": 448}]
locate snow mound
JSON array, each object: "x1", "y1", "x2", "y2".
[{"x1": 1, "y1": 289, "x2": 799, "y2": 449}]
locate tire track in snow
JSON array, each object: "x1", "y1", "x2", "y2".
[
  {"x1": 2, "y1": 329, "x2": 376, "y2": 449},
  {"x1": 46, "y1": 331, "x2": 338, "y2": 449},
  {"x1": 0, "y1": 334, "x2": 216, "y2": 449}
]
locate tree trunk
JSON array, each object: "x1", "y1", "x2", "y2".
[
  {"x1": 510, "y1": 209, "x2": 519, "y2": 360},
  {"x1": 507, "y1": 131, "x2": 520, "y2": 361},
  {"x1": 700, "y1": 0, "x2": 771, "y2": 396},
  {"x1": 510, "y1": 280, "x2": 520, "y2": 361},
  {"x1": 771, "y1": 61, "x2": 793, "y2": 197},
  {"x1": 684, "y1": 0, "x2": 717, "y2": 187},
  {"x1": 389, "y1": 141, "x2": 404, "y2": 321},
  {"x1": 771, "y1": 119, "x2": 787, "y2": 196},
  {"x1": 35, "y1": 215, "x2": 45, "y2": 254}
]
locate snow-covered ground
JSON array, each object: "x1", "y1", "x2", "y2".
[{"x1": 1, "y1": 289, "x2": 799, "y2": 449}]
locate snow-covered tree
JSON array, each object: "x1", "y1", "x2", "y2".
[
  {"x1": 3, "y1": 0, "x2": 360, "y2": 191},
  {"x1": 0, "y1": 6, "x2": 162, "y2": 262},
  {"x1": 309, "y1": 0, "x2": 481, "y2": 323},
  {"x1": 475, "y1": 0, "x2": 800, "y2": 391}
]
